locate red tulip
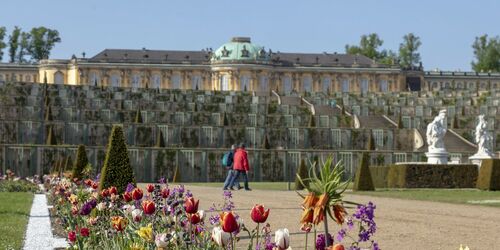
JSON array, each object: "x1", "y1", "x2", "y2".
[
  {"x1": 84, "y1": 179, "x2": 93, "y2": 186},
  {"x1": 100, "y1": 188, "x2": 109, "y2": 198},
  {"x1": 80, "y1": 227, "x2": 90, "y2": 237},
  {"x1": 132, "y1": 188, "x2": 143, "y2": 200},
  {"x1": 91, "y1": 182, "x2": 98, "y2": 189},
  {"x1": 122, "y1": 192, "x2": 132, "y2": 202},
  {"x1": 68, "y1": 231, "x2": 77, "y2": 242},
  {"x1": 184, "y1": 197, "x2": 199, "y2": 214},
  {"x1": 250, "y1": 204, "x2": 270, "y2": 223},
  {"x1": 146, "y1": 184, "x2": 155, "y2": 193},
  {"x1": 108, "y1": 186, "x2": 117, "y2": 195},
  {"x1": 330, "y1": 244, "x2": 345, "y2": 250},
  {"x1": 161, "y1": 188, "x2": 170, "y2": 198},
  {"x1": 220, "y1": 212, "x2": 239, "y2": 233},
  {"x1": 142, "y1": 200, "x2": 156, "y2": 215},
  {"x1": 190, "y1": 213, "x2": 201, "y2": 224}
]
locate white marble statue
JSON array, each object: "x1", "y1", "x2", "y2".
[
  {"x1": 426, "y1": 109, "x2": 447, "y2": 152},
  {"x1": 474, "y1": 115, "x2": 493, "y2": 157}
]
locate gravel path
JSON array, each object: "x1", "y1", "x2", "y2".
[
  {"x1": 23, "y1": 193, "x2": 67, "y2": 250},
  {"x1": 185, "y1": 185, "x2": 500, "y2": 250}
]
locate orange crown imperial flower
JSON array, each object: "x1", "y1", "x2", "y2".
[
  {"x1": 251, "y1": 204, "x2": 270, "y2": 223},
  {"x1": 333, "y1": 204, "x2": 347, "y2": 225},
  {"x1": 302, "y1": 193, "x2": 319, "y2": 209},
  {"x1": 300, "y1": 207, "x2": 314, "y2": 225},
  {"x1": 312, "y1": 193, "x2": 329, "y2": 225}
]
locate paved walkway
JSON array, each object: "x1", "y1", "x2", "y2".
[
  {"x1": 184, "y1": 185, "x2": 500, "y2": 250},
  {"x1": 23, "y1": 191, "x2": 67, "y2": 250}
]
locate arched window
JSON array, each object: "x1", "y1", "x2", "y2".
[
  {"x1": 322, "y1": 77, "x2": 331, "y2": 93},
  {"x1": 220, "y1": 75, "x2": 230, "y2": 91},
  {"x1": 360, "y1": 78, "x2": 369, "y2": 94},
  {"x1": 25, "y1": 75, "x2": 31, "y2": 82},
  {"x1": 302, "y1": 76, "x2": 312, "y2": 92},
  {"x1": 89, "y1": 72, "x2": 100, "y2": 85},
  {"x1": 379, "y1": 79, "x2": 388, "y2": 92},
  {"x1": 171, "y1": 74, "x2": 181, "y2": 89},
  {"x1": 341, "y1": 79, "x2": 350, "y2": 93},
  {"x1": 132, "y1": 74, "x2": 141, "y2": 88},
  {"x1": 152, "y1": 74, "x2": 162, "y2": 89},
  {"x1": 259, "y1": 75, "x2": 268, "y2": 92},
  {"x1": 191, "y1": 75, "x2": 201, "y2": 90},
  {"x1": 240, "y1": 75, "x2": 250, "y2": 91},
  {"x1": 0, "y1": 74, "x2": 4, "y2": 82},
  {"x1": 283, "y1": 76, "x2": 292, "y2": 94},
  {"x1": 54, "y1": 71, "x2": 64, "y2": 84},
  {"x1": 110, "y1": 74, "x2": 121, "y2": 87}
]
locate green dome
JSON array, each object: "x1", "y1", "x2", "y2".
[{"x1": 211, "y1": 37, "x2": 270, "y2": 63}]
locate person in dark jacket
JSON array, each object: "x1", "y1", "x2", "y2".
[
  {"x1": 228, "y1": 143, "x2": 251, "y2": 191},
  {"x1": 222, "y1": 144, "x2": 240, "y2": 190}
]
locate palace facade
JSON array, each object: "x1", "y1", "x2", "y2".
[{"x1": 0, "y1": 37, "x2": 498, "y2": 93}]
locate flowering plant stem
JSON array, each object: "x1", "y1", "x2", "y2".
[
  {"x1": 304, "y1": 231, "x2": 308, "y2": 250},
  {"x1": 323, "y1": 210, "x2": 331, "y2": 247},
  {"x1": 255, "y1": 223, "x2": 260, "y2": 248}
]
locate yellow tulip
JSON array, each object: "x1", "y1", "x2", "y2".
[{"x1": 136, "y1": 224, "x2": 154, "y2": 242}]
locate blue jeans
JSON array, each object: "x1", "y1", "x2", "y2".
[
  {"x1": 223, "y1": 169, "x2": 239, "y2": 189},
  {"x1": 229, "y1": 170, "x2": 249, "y2": 190}
]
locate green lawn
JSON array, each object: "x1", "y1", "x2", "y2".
[
  {"x1": 0, "y1": 192, "x2": 34, "y2": 250},
  {"x1": 352, "y1": 189, "x2": 500, "y2": 207}
]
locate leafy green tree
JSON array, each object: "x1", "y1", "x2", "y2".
[
  {"x1": 27, "y1": 27, "x2": 61, "y2": 61},
  {"x1": 18, "y1": 32, "x2": 30, "y2": 63},
  {"x1": 8, "y1": 26, "x2": 21, "y2": 63},
  {"x1": 471, "y1": 34, "x2": 500, "y2": 72},
  {"x1": 398, "y1": 33, "x2": 421, "y2": 68},
  {"x1": 346, "y1": 33, "x2": 397, "y2": 64},
  {"x1": 0, "y1": 27, "x2": 6, "y2": 61}
]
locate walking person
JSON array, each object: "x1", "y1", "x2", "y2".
[
  {"x1": 222, "y1": 144, "x2": 241, "y2": 190},
  {"x1": 229, "y1": 143, "x2": 251, "y2": 191}
]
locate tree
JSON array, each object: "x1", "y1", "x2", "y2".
[
  {"x1": 27, "y1": 27, "x2": 61, "y2": 61},
  {"x1": 99, "y1": 125, "x2": 135, "y2": 193},
  {"x1": 8, "y1": 26, "x2": 21, "y2": 63},
  {"x1": 18, "y1": 32, "x2": 31, "y2": 63},
  {"x1": 398, "y1": 33, "x2": 421, "y2": 68},
  {"x1": 471, "y1": 34, "x2": 500, "y2": 72},
  {"x1": 345, "y1": 33, "x2": 384, "y2": 59},
  {"x1": 72, "y1": 145, "x2": 89, "y2": 180},
  {"x1": 0, "y1": 26, "x2": 7, "y2": 61}
]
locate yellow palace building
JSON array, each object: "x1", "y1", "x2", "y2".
[{"x1": 0, "y1": 36, "x2": 480, "y2": 94}]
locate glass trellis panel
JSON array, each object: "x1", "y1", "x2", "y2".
[
  {"x1": 240, "y1": 75, "x2": 250, "y2": 91},
  {"x1": 175, "y1": 112, "x2": 185, "y2": 125},
  {"x1": 156, "y1": 101, "x2": 165, "y2": 110},
  {"x1": 319, "y1": 115, "x2": 329, "y2": 128},
  {"x1": 94, "y1": 99, "x2": 102, "y2": 109},
  {"x1": 129, "y1": 149, "x2": 140, "y2": 165},
  {"x1": 21, "y1": 121, "x2": 33, "y2": 143},
  {"x1": 450, "y1": 153, "x2": 462, "y2": 163},
  {"x1": 288, "y1": 152, "x2": 301, "y2": 169},
  {"x1": 248, "y1": 114, "x2": 257, "y2": 127},
  {"x1": 331, "y1": 129, "x2": 341, "y2": 147},
  {"x1": 202, "y1": 126, "x2": 213, "y2": 145},
  {"x1": 141, "y1": 111, "x2": 149, "y2": 123},
  {"x1": 285, "y1": 115, "x2": 293, "y2": 127},
  {"x1": 302, "y1": 76, "x2": 312, "y2": 92},
  {"x1": 322, "y1": 77, "x2": 331, "y2": 93},
  {"x1": 211, "y1": 113, "x2": 220, "y2": 126},
  {"x1": 393, "y1": 153, "x2": 407, "y2": 163},
  {"x1": 191, "y1": 75, "x2": 201, "y2": 90},
  {"x1": 289, "y1": 128, "x2": 299, "y2": 146},
  {"x1": 338, "y1": 152, "x2": 353, "y2": 177},
  {"x1": 102, "y1": 109, "x2": 111, "y2": 121},
  {"x1": 181, "y1": 150, "x2": 194, "y2": 168},
  {"x1": 124, "y1": 100, "x2": 134, "y2": 110},
  {"x1": 172, "y1": 74, "x2": 181, "y2": 89},
  {"x1": 373, "y1": 129, "x2": 384, "y2": 147},
  {"x1": 379, "y1": 79, "x2": 388, "y2": 92},
  {"x1": 415, "y1": 106, "x2": 423, "y2": 117},
  {"x1": 480, "y1": 106, "x2": 487, "y2": 115},
  {"x1": 158, "y1": 125, "x2": 168, "y2": 144},
  {"x1": 65, "y1": 108, "x2": 74, "y2": 120},
  {"x1": 246, "y1": 127, "x2": 256, "y2": 148},
  {"x1": 283, "y1": 76, "x2": 292, "y2": 94},
  {"x1": 402, "y1": 116, "x2": 411, "y2": 128},
  {"x1": 250, "y1": 104, "x2": 258, "y2": 113},
  {"x1": 282, "y1": 105, "x2": 289, "y2": 114},
  {"x1": 447, "y1": 106, "x2": 456, "y2": 117},
  {"x1": 352, "y1": 106, "x2": 361, "y2": 116}
]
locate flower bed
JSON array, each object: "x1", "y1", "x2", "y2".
[{"x1": 46, "y1": 156, "x2": 379, "y2": 249}]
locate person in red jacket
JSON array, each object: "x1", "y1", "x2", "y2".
[{"x1": 228, "y1": 143, "x2": 251, "y2": 191}]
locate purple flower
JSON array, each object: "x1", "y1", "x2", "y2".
[
  {"x1": 209, "y1": 214, "x2": 220, "y2": 225},
  {"x1": 185, "y1": 190, "x2": 193, "y2": 198},
  {"x1": 88, "y1": 199, "x2": 97, "y2": 208},
  {"x1": 223, "y1": 190, "x2": 232, "y2": 199},
  {"x1": 372, "y1": 241, "x2": 380, "y2": 250},
  {"x1": 316, "y1": 233, "x2": 333, "y2": 250},
  {"x1": 158, "y1": 177, "x2": 166, "y2": 184},
  {"x1": 125, "y1": 183, "x2": 135, "y2": 193},
  {"x1": 336, "y1": 228, "x2": 346, "y2": 242},
  {"x1": 80, "y1": 202, "x2": 93, "y2": 215}
]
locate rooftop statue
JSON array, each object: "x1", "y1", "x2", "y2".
[{"x1": 426, "y1": 109, "x2": 447, "y2": 152}]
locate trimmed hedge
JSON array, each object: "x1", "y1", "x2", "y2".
[
  {"x1": 353, "y1": 152, "x2": 375, "y2": 191},
  {"x1": 46, "y1": 125, "x2": 57, "y2": 145},
  {"x1": 294, "y1": 158, "x2": 308, "y2": 190},
  {"x1": 387, "y1": 163, "x2": 478, "y2": 188},
  {"x1": 72, "y1": 145, "x2": 89, "y2": 180},
  {"x1": 99, "y1": 125, "x2": 136, "y2": 193},
  {"x1": 369, "y1": 166, "x2": 390, "y2": 188},
  {"x1": 156, "y1": 130, "x2": 166, "y2": 148},
  {"x1": 477, "y1": 159, "x2": 500, "y2": 190}
]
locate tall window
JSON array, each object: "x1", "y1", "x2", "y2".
[
  {"x1": 111, "y1": 74, "x2": 121, "y2": 87},
  {"x1": 220, "y1": 75, "x2": 230, "y2": 91},
  {"x1": 379, "y1": 79, "x2": 388, "y2": 92},
  {"x1": 240, "y1": 75, "x2": 250, "y2": 91},
  {"x1": 360, "y1": 78, "x2": 369, "y2": 94},
  {"x1": 322, "y1": 77, "x2": 331, "y2": 93},
  {"x1": 172, "y1": 74, "x2": 181, "y2": 89},
  {"x1": 259, "y1": 75, "x2": 268, "y2": 92},
  {"x1": 54, "y1": 71, "x2": 64, "y2": 84},
  {"x1": 152, "y1": 74, "x2": 162, "y2": 89},
  {"x1": 302, "y1": 76, "x2": 312, "y2": 92},
  {"x1": 132, "y1": 74, "x2": 141, "y2": 88},
  {"x1": 341, "y1": 79, "x2": 350, "y2": 93},
  {"x1": 191, "y1": 75, "x2": 201, "y2": 90},
  {"x1": 283, "y1": 76, "x2": 292, "y2": 94}
]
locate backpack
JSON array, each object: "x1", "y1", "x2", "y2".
[{"x1": 221, "y1": 151, "x2": 233, "y2": 167}]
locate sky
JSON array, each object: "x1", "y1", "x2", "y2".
[{"x1": 1, "y1": 0, "x2": 499, "y2": 71}]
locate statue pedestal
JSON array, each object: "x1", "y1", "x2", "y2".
[
  {"x1": 426, "y1": 149, "x2": 449, "y2": 164},
  {"x1": 469, "y1": 153, "x2": 494, "y2": 167}
]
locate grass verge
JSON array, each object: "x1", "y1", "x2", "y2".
[
  {"x1": 0, "y1": 192, "x2": 34, "y2": 250},
  {"x1": 351, "y1": 189, "x2": 500, "y2": 207}
]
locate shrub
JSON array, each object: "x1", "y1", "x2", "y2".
[
  {"x1": 262, "y1": 134, "x2": 271, "y2": 149},
  {"x1": 46, "y1": 125, "x2": 57, "y2": 145},
  {"x1": 397, "y1": 114, "x2": 403, "y2": 129},
  {"x1": 99, "y1": 126, "x2": 135, "y2": 193},
  {"x1": 63, "y1": 156, "x2": 73, "y2": 173},
  {"x1": 223, "y1": 112, "x2": 229, "y2": 126},
  {"x1": 135, "y1": 109, "x2": 143, "y2": 123},
  {"x1": 369, "y1": 166, "x2": 389, "y2": 188},
  {"x1": 295, "y1": 158, "x2": 309, "y2": 190},
  {"x1": 45, "y1": 106, "x2": 53, "y2": 121},
  {"x1": 353, "y1": 152, "x2": 375, "y2": 191},
  {"x1": 72, "y1": 145, "x2": 89, "y2": 180},
  {"x1": 172, "y1": 165, "x2": 181, "y2": 183},
  {"x1": 156, "y1": 130, "x2": 166, "y2": 148},
  {"x1": 477, "y1": 159, "x2": 500, "y2": 190},
  {"x1": 0, "y1": 179, "x2": 38, "y2": 192},
  {"x1": 309, "y1": 114, "x2": 316, "y2": 127},
  {"x1": 387, "y1": 163, "x2": 477, "y2": 188}
]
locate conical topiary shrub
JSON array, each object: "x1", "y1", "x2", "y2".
[
  {"x1": 156, "y1": 130, "x2": 166, "y2": 148},
  {"x1": 99, "y1": 125, "x2": 136, "y2": 193},
  {"x1": 172, "y1": 165, "x2": 181, "y2": 183},
  {"x1": 72, "y1": 145, "x2": 89, "y2": 180},
  {"x1": 135, "y1": 109, "x2": 143, "y2": 123},
  {"x1": 262, "y1": 134, "x2": 271, "y2": 149},
  {"x1": 397, "y1": 114, "x2": 403, "y2": 128},
  {"x1": 63, "y1": 156, "x2": 73, "y2": 173},
  {"x1": 46, "y1": 125, "x2": 57, "y2": 145},
  {"x1": 45, "y1": 106, "x2": 53, "y2": 121},
  {"x1": 353, "y1": 152, "x2": 375, "y2": 191},
  {"x1": 223, "y1": 112, "x2": 229, "y2": 126},
  {"x1": 309, "y1": 114, "x2": 316, "y2": 127},
  {"x1": 294, "y1": 158, "x2": 309, "y2": 190}
]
